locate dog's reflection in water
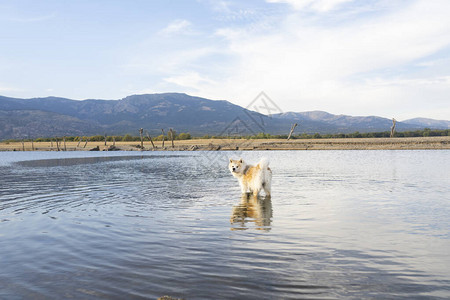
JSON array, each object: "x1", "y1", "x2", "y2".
[{"x1": 230, "y1": 194, "x2": 272, "y2": 231}]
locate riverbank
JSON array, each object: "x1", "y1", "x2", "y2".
[{"x1": 1, "y1": 136, "x2": 448, "y2": 151}]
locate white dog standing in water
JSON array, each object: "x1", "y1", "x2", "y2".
[{"x1": 229, "y1": 158, "x2": 272, "y2": 197}]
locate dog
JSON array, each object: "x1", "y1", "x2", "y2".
[{"x1": 228, "y1": 158, "x2": 272, "y2": 197}]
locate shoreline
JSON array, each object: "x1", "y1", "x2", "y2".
[{"x1": 0, "y1": 136, "x2": 449, "y2": 151}]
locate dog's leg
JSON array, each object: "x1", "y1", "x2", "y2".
[
  {"x1": 240, "y1": 182, "x2": 248, "y2": 194},
  {"x1": 262, "y1": 178, "x2": 271, "y2": 197},
  {"x1": 263, "y1": 185, "x2": 271, "y2": 197},
  {"x1": 252, "y1": 187, "x2": 260, "y2": 198}
]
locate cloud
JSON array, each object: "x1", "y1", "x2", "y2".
[
  {"x1": 159, "y1": 19, "x2": 194, "y2": 36},
  {"x1": 0, "y1": 84, "x2": 20, "y2": 93},
  {"x1": 123, "y1": 45, "x2": 223, "y2": 77},
  {"x1": 198, "y1": 0, "x2": 232, "y2": 13},
  {"x1": 164, "y1": 72, "x2": 217, "y2": 89},
  {"x1": 266, "y1": 0, "x2": 354, "y2": 12},
  {"x1": 159, "y1": 0, "x2": 450, "y2": 119},
  {"x1": 120, "y1": 0, "x2": 450, "y2": 120}
]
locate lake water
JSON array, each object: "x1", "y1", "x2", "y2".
[{"x1": 0, "y1": 150, "x2": 449, "y2": 299}]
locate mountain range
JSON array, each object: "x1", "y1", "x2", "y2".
[{"x1": 0, "y1": 93, "x2": 448, "y2": 140}]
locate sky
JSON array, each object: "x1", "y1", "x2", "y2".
[{"x1": 0, "y1": 0, "x2": 449, "y2": 120}]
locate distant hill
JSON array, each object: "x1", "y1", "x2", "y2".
[
  {"x1": 273, "y1": 111, "x2": 429, "y2": 133},
  {"x1": 402, "y1": 118, "x2": 450, "y2": 129},
  {"x1": 0, "y1": 93, "x2": 289, "y2": 139},
  {"x1": 0, "y1": 93, "x2": 447, "y2": 140}
]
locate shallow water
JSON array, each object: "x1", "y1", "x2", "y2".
[{"x1": 0, "y1": 150, "x2": 449, "y2": 299}]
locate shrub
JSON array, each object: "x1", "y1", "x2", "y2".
[
  {"x1": 177, "y1": 133, "x2": 192, "y2": 140},
  {"x1": 123, "y1": 134, "x2": 133, "y2": 141}
]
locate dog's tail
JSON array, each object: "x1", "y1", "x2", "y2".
[{"x1": 257, "y1": 157, "x2": 269, "y2": 170}]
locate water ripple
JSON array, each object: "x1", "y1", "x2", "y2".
[{"x1": 0, "y1": 151, "x2": 449, "y2": 299}]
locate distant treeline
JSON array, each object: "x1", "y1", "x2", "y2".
[
  {"x1": 2, "y1": 128, "x2": 448, "y2": 143},
  {"x1": 201, "y1": 128, "x2": 449, "y2": 139},
  {"x1": 247, "y1": 128, "x2": 449, "y2": 139}
]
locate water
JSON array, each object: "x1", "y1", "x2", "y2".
[{"x1": 0, "y1": 150, "x2": 449, "y2": 299}]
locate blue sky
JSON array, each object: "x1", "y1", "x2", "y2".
[{"x1": 0, "y1": 0, "x2": 449, "y2": 120}]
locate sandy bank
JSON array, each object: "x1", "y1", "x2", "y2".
[{"x1": 1, "y1": 136, "x2": 448, "y2": 151}]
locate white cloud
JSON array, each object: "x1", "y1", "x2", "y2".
[
  {"x1": 0, "y1": 84, "x2": 20, "y2": 93},
  {"x1": 366, "y1": 76, "x2": 450, "y2": 88},
  {"x1": 198, "y1": 0, "x2": 232, "y2": 13},
  {"x1": 159, "y1": 19, "x2": 194, "y2": 36},
  {"x1": 160, "y1": 0, "x2": 450, "y2": 119},
  {"x1": 119, "y1": 0, "x2": 450, "y2": 120},
  {"x1": 164, "y1": 72, "x2": 217, "y2": 89},
  {"x1": 266, "y1": 0, "x2": 354, "y2": 12},
  {"x1": 123, "y1": 46, "x2": 222, "y2": 77}
]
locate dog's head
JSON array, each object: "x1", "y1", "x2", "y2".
[{"x1": 229, "y1": 158, "x2": 245, "y2": 175}]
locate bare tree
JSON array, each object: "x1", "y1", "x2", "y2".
[
  {"x1": 169, "y1": 128, "x2": 175, "y2": 148},
  {"x1": 146, "y1": 131, "x2": 156, "y2": 149},
  {"x1": 287, "y1": 123, "x2": 298, "y2": 140},
  {"x1": 139, "y1": 128, "x2": 144, "y2": 150},
  {"x1": 390, "y1": 118, "x2": 397, "y2": 138},
  {"x1": 55, "y1": 137, "x2": 60, "y2": 151}
]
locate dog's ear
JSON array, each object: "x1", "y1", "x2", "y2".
[
  {"x1": 229, "y1": 158, "x2": 233, "y2": 163},
  {"x1": 239, "y1": 158, "x2": 243, "y2": 163}
]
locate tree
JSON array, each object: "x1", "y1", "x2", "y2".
[
  {"x1": 123, "y1": 134, "x2": 133, "y2": 141},
  {"x1": 177, "y1": 133, "x2": 192, "y2": 140}
]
